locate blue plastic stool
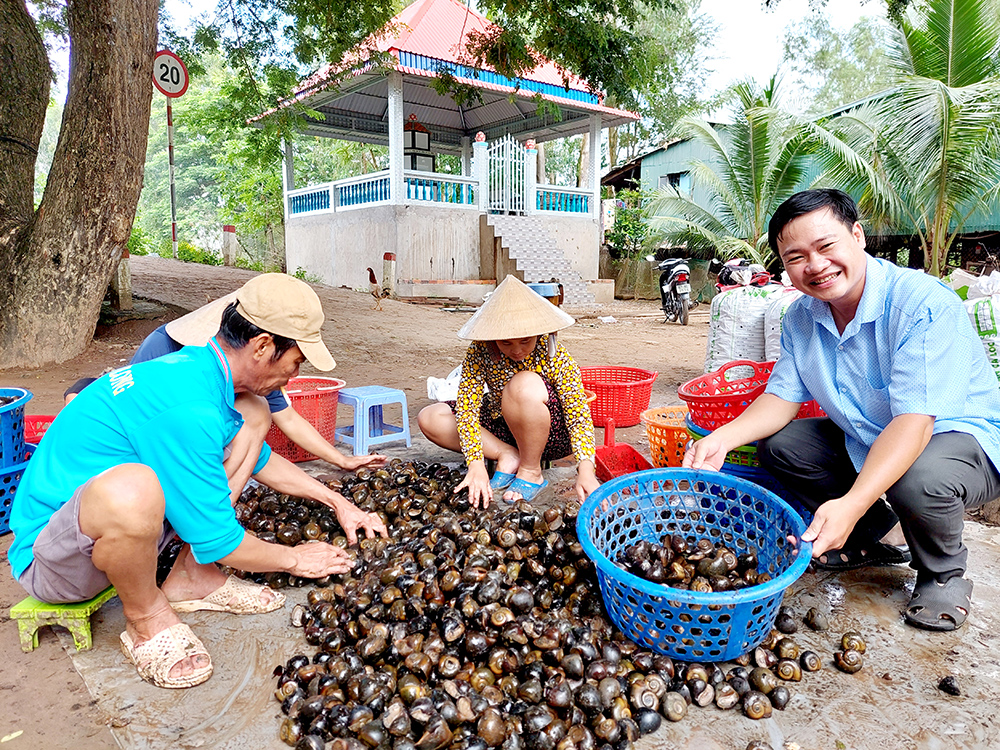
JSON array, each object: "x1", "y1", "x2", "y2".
[{"x1": 335, "y1": 386, "x2": 412, "y2": 456}]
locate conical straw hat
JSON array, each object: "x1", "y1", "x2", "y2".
[{"x1": 457, "y1": 275, "x2": 575, "y2": 340}]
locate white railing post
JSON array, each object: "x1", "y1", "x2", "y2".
[
  {"x1": 524, "y1": 139, "x2": 537, "y2": 215},
  {"x1": 473, "y1": 132, "x2": 489, "y2": 212},
  {"x1": 589, "y1": 113, "x2": 601, "y2": 218},
  {"x1": 388, "y1": 71, "x2": 404, "y2": 205}
]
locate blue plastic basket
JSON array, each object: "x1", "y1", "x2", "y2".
[
  {"x1": 578, "y1": 468, "x2": 812, "y2": 661},
  {"x1": 0, "y1": 388, "x2": 32, "y2": 470},
  {"x1": 0, "y1": 443, "x2": 34, "y2": 536}
]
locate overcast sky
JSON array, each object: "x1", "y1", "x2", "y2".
[{"x1": 700, "y1": 0, "x2": 882, "y2": 92}]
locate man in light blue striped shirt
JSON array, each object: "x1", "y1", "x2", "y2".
[{"x1": 685, "y1": 189, "x2": 1000, "y2": 632}]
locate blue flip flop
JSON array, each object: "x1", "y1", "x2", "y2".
[
  {"x1": 489, "y1": 471, "x2": 516, "y2": 490},
  {"x1": 505, "y1": 477, "x2": 549, "y2": 503}
]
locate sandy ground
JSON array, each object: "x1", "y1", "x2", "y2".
[{"x1": 0, "y1": 256, "x2": 706, "y2": 750}]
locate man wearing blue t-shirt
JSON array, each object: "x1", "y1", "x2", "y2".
[
  {"x1": 685, "y1": 189, "x2": 1000, "y2": 632},
  {"x1": 9, "y1": 274, "x2": 386, "y2": 688}
]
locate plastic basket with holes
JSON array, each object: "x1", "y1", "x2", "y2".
[
  {"x1": 0, "y1": 444, "x2": 34, "y2": 536},
  {"x1": 640, "y1": 406, "x2": 689, "y2": 468},
  {"x1": 580, "y1": 367, "x2": 658, "y2": 428},
  {"x1": 0, "y1": 388, "x2": 32, "y2": 470},
  {"x1": 577, "y1": 468, "x2": 812, "y2": 661},
  {"x1": 678, "y1": 360, "x2": 825, "y2": 431},
  {"x1": 266, "y1": 377, "x2": 346, "y2": 462}
]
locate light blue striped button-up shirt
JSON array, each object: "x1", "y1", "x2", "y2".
[{"x1": 766, "y1": 255, "x2": 1000, "y2": 472}]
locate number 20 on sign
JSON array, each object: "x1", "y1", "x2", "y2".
[{"x1": 152, "y1": 51, "x2": 189, "y2": 259}]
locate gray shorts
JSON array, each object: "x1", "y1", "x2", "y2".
[{"x1": 17, "y1": 471, "x2": 175, "y2": 604}]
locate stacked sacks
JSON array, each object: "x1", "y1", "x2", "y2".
[
  {"x1": 962, "y1": 272, "x2": 1000, "y2": 382},
  {"x1": 763, "y1": 288, "x2": 803, "y2": 363},
  {"x1": 704, "y1": 286, "x2": 786, "y2": 373}
]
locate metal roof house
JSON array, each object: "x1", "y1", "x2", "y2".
[
  {"x1": 269, "y1": 0, "x2": 638, "y2": 304},
  {"x1": 603, "y1": 108, "x2": 1000, "y2": 271}
]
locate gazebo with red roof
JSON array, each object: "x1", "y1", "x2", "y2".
[{"x1": 273, "y1": 0, "x2": 638, "y2": 305}]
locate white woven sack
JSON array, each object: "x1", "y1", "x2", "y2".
[
  {"x1": 763, "y1": 288, "x2": 804, "y2": 362},
  {"x1": 964, "y1": 296, "x2": 1000, "y2": 382},
  {"x1": 704, "y1": 285, "x2": 783, "y2": 373}
]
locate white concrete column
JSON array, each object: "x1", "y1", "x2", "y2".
[
  {"x1": 473, "y1": 133, "x2": 489, "y2": 212},
  {"x1": 388, "y1": 71, "x2": 405, "y2": 205},
  {"x1": 525, "y1": 139, "x2": 537, "y2": 215},
  {"x1": 222, "y1": 224, "x2": 237, "y2": 266},
  {"x1": 461, "y1": 136, "x2": 471, "y2": 176},
  {"x1": 110, "y1": 249, "x2": 133, "y2": 311},
  {"x1": 589, "y1": 114, "x2": 601, "y2": 218}
]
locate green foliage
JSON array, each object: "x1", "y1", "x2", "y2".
[
  {"x1": 605, "y1": 190, "x2": 650, "y2": 259},
  {"x1": 610, "y1": 0, "x2": 723, "y2": 164},
  {"x1": 645, "y1": 76, "x2": 817, "y2": 266},
  {"x1": 293, "y1": 267, "x2": 324, "y2": 283},
  {"x1": 176, "y1": 240, "x2": 223, "y2": 266},
  {"x1": 127, "y1": 225, "x2": 151, "y2": 256},
  {"x1": 818, "y1": 0, "x2": 1000, "y2": 276},
  {"x1": 781, "y1": 15, "x2": 893, "y2": 114}
]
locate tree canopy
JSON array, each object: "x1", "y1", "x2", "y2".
[{"x1": 0, "y1": 0, "x2": 670, "y2": 368}]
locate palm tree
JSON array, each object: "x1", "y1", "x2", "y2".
[
  {"x1": 644, "y1": 76, "x2": 814, "y2": 267},
  {"x1": 819, "y1": 0, "x2": 1000, "y2": 276}
]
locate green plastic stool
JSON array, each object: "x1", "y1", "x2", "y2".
[{"x1": 10, "y1": 586, "x2": 117, "y2": 652}]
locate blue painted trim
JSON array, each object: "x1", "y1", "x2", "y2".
[
  {"x1": 537, "y1": 189, "x2": 589, "y2": 213},
  {"x1": 289, "y1": 189, "x2": 330, "y2": 215},
  {"x1": 397, "y1": 51, "x2": 598, "y2": 105}
]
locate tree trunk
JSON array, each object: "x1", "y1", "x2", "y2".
[
  {"x1": 608, "y1": 126, "x2": 619, "y2": 169},
  {"x1": 0, "y1": 0, "x2": 158, "y2": 369},
  {"x1": 577, "y1": 135, "x2": 589, "y2": 188}
]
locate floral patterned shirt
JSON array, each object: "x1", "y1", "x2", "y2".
[{"x1": 455, "y1": 335, "x2": 596, "y2": 465}]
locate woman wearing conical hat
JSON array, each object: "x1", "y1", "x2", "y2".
[{"x1": 418, "y1": 276, "x2": 598, "y2": 507}]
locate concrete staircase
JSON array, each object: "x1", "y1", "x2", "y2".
[{"x1": 485, "y1": 215, "x2": 596, "y2": 306}]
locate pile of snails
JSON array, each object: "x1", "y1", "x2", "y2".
[
  {"x1": 616, "y1": 537, "x2": 768, "y2": 592},
  {"x1": 245, "y1": 461, "x2": 870, "y2": 750}
]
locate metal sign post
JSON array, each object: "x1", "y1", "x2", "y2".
[{"x1": 152, "y1": 50, "x2": 190, "y2": 259}]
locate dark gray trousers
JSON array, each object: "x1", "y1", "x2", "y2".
[{"x1": 758, "y1": 419, "x2": 1000, "y2": 582}]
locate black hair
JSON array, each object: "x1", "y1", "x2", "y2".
[
  {"x1": 217, "y1": 302, "x2": 297, "y2": 361},
  {"x1": 767, "y1": 188, "x2": 859, "y2": 253}
]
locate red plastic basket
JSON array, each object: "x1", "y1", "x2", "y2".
[
  {"x1": 266, "y1": 377, "x2": 346, "y2": 463},
  {"x1": 678, "y1": 360, "x2": 825, "y2": 431},
  {"x1": 595, "y1": 419, "x2": 652, "y2": 483},
  {"x1": 580, "y1": 366, "x2": 658, "y2": 428},
  {"x1": 25, "y1": 415, "x2": 55, "y2": 444}
]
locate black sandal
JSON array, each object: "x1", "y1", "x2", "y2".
[
  {"x1": 813, "y1": 541, "x2": 911, "y2": 572},
  {"x1": 905, "y1": 577, "x2": 973, "y2": 631}
]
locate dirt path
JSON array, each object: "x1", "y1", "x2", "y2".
[{"x1": 0, "y1": 257, "x2": 708, "y2": 750}]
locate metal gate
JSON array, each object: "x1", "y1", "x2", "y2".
[{"x1": 488, "y1": 134, "x2": 525, "y2": 214}]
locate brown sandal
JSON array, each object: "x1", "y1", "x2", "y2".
[{"x1": 120, "y1": 622, "x2": 213, "y2": 688}]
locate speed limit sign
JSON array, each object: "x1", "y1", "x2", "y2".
[{"x1": 152, "y1": 50, "x2": 189, "y2": 98}]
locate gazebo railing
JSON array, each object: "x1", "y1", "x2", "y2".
[
  {"x1": 536, "y1": 185, "x2": 590, "y2": 214},
  {"x1": 405, "y1": 170, "x2": 477, "y2": 206},
  {"x1": 287, "y1": 182, "x2": 335, "y2": 215},
  {"x1": 336, "y1": 170, "x2": 392, "y2": 210}
]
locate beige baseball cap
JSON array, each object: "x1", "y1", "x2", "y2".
[
  {"x1": 164, "y1": 274, "x2": 335, "y2": 370},
  {"x1": 457, "y1": 275, "x2": 575, "y2": 341}
]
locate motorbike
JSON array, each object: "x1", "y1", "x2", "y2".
[{"x1": 647, "y1": 255, "x2": 696, "y2": 325}]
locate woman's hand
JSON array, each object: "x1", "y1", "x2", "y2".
[
  {"x1": 575, "y1": 459, "x2": 600, "y2": 503},
  {"x1": 456, "y1": 459, "x2": 493, "y2": 509}
]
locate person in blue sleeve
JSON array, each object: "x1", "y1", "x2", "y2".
[
  {"x1": 685, "y1": 189, "x2": 1000, "y2": 632},
  {"x1": 9, "y1": 274, "x2": 386, "y2": 689},
  {"x1": 65, "y1": 282, "x2": 387, "y2": 473}
]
